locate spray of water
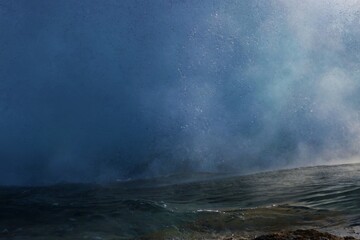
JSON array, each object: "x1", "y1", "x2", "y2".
[{"x1": 0, "y1": 0, "x2": 359, "y2": 185}]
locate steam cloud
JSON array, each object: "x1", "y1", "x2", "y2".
[{"x1": 0, "y1": 0, "x2": 360, "y2": 185}]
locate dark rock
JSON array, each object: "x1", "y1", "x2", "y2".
[{"x1": 254, "y1": 229, "x2": 357, "y2": 240}]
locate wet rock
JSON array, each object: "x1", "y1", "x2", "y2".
[{"x1": 254, "y1": 229, "x2": 357, "y2": 240}]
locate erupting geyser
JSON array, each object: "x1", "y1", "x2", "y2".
[{"x1": 1, "y1": 0, "x2": 360, "y2": 184}]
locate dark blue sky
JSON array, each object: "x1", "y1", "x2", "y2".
[{"x1": 1, "y1": 0, "x2": 360, "y2": 185}]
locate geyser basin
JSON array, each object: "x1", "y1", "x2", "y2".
[
  {"x1": 1, "y1": 1, "x2": 360, "y2": 239},
  {"x1": 0, "y1": 163, "x2": 359, "y2": 239}
]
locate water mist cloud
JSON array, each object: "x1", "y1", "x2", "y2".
[{"x1": 0, "y1": 0, "x2": 359, "y2": 185}]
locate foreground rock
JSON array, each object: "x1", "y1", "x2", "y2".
[
  {"x1": 140, "y1": 228, "x2": 359, "y2": 239},
  {"x1": 254, "y1": 229, "x2": 357, "y2": 240}
]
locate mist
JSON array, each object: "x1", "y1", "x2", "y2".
[{"x1": 0, "y1": 0, "x2": 360, "y2": 185}]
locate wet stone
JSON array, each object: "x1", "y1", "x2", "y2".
[{"x1": 254, "y1": 229, "x2": 358, "y2": 240}]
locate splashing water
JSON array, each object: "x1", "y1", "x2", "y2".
[{"x1": 1, "y1": 1, "x2": 360, "y2": 184}]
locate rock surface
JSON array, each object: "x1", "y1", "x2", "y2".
[{"x1": 254, "y1": 229, "x2": 357, "y2": 240}]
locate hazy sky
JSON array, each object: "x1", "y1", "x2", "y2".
[{"x1": 1, "y1": 0, "x2": 360, "y2": 185}]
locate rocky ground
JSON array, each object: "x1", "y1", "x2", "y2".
[
  {"x1": 139, "y1": 229, "x2": 359, "y2": 240},
  {"x1": 252, "y1": 229, "x2": 357, "y2": 240}
]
